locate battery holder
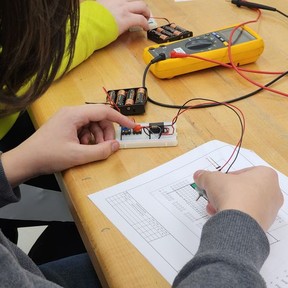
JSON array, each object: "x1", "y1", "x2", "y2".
[
  {"x1": 106, "y1": 86, "x2": 148, "y2": 116},
  {"x1": 147, "y1": 23, "x2": 193, "y2": 44}
]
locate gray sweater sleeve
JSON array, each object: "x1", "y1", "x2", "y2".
[
  {"x1": 0, "y1": 152, "x2": 64, "y2": 287},
  {"x1": 173, "y1": 210, "x2": 269, "y2": 288},
  {"x1": 0, "y1": 152, "x2": 21, "y2": 207}
]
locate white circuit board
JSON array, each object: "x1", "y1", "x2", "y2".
[{"x1": 115, "y1": 122, "x2": 177, "y2": 149}]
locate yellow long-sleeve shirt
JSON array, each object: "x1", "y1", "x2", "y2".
[{"x1": 0, "y1": 0, "x2": 118, "y2": 140}]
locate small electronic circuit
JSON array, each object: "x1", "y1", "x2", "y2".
[{"x1": 115, "y1": 122, "x2": 177, "y2": 148}]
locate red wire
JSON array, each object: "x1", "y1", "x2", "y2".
[
  {"x1": 170, "y1": 9, "x2": 288, "y2": 96},
  {"x1": 103, "y1": 87, "x2": 120, "y2": 112},
  {"x1": 227, "y1": 10, "x2": 288, "y2": 97},
  {"x1": 218, "y1": 101, "x2": 245, "y2": 171},
  {"x1": 171, "y1": 100, "x2": 245, "y2": 172},
  {"x1": 170, "y1": 51, "x2": 284, "y2": 75},
  {"x1": 172, "y1": 101, "x2": 245, "y2": 130}
]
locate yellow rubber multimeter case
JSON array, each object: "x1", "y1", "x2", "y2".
[{"x1": 143, "y1": 25, "x2": 264, "y2": 79}]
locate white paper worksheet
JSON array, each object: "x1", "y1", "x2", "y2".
[{"x1": 89, "y1": 140, "x2": 288, "y2": 287}]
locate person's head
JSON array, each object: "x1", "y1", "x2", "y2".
[{"x1": 0, "y1": 0, "x2": 80, "y2": 117}]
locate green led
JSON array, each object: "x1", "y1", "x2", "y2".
[
  {"x1": 190, "y1": 182, "x2": 208, "y2": 201},
  {"x1": 190, "y1": 183, "x2": 198, "y2": 189}
]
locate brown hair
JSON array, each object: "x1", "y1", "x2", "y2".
[{"x1": 0, "y1": 0, "x2": 80, "y2": 117}]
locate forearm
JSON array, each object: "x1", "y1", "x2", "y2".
[
  {"x1": 74, "y1": 1, "x2": 118, "y2": 58},
  {"x1": 173, "y1": 210, "x2": 269, "y2": 288},
  {"x1": 0, "y1": 152, "x2": 21, "y2": 206},
  {"x1": 0, "y1": 148, "x2": 37, "y2": 188},
  {"x1": 56, "y1": 0, "x2": 118, "y2": 77},
  {"x1": 0, "y1": 105, "x2": 137, "y2": 188}
]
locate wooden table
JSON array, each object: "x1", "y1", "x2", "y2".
[{"x1": 29, "y1": 0, "x2": 288, "y2": 287}]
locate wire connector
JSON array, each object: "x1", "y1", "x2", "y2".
[
  {"x1": 150, "y1": 53, "x2": 166, "y2": 64},
  {"x1": 170, "y1": 51, "x2": 189, "y2": 58},
  {"x1": 231, "y1": 0, "x2": 276, "y2": 11}
]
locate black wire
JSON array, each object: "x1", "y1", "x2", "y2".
[
  {"x1": 141, "y1": 8, "x2": 288, "y2": 170},
  {"x1": 276, "y1": 9, "x2": 288, "y2": 18},
  {"x1": 171, "y1": 97, "x2": 244, "y2": 173},
  {"x1": 142, "y1": 62, "x2": 153, "y2": 89},
  {"x1": 142, "y1": 60, "x2": 288, "y2": 109},
  {"x1": 141, "y1": 59, "x2": 287, "y2": 172}
]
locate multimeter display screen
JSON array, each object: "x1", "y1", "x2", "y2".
[{"x1": 218, "y1": 27, "x2": 256, "y2": 44}]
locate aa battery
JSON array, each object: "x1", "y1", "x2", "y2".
[
  {"x1": 125, "y1": 89, "x2": 135, "y2": 105},
  {"x1": 169, "y1": 23, "x2": 187, "y2": 33},
  {"x1": 116, "y1": 89, "x2": 126, "y2": 106},
  {"x1": 156, "y1": 27, "x2": 174, "y2": 37},
  {"x1": 163, "y1": 25, "x2": 182, "y2": 36},
  {"x1": 135, "y1": 88, "x2": 146, "y2": 104},
  {"x1": 149, "y1": 29, "x2": 169, "y2": 41},
  {"x1": 107, "y1": 90, "x2": 117, "y2": 103}
]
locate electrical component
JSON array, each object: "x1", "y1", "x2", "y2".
[
  {"x1": 116, "y1": 89, "x2": 126, "y2": 106},
  {"x1": 106, "y1": 87, "x2": 148, "y2": 115},
  {"x1": 148, "y1": 122, "x2": 164, "y2": 134},
  {"x1": 147, "y1": 23, "x2": 192, "y2": 44},
  {"x1": 190, "y1": 183, "x2": 208, "y2": 201},
  {"x1": 143, "y1": 24, "x2": 264, "y2": 78},
  {"x1": 115, "y1": 122, "x2": 177, "y2": 149},
  {"x1": 148, "y1": 17, "x2": 158, "y2": 30},
  {"x1": 129, "y1": 16, "x2": 158, "y2": 32},
  {"x1": 125, "y1": 89, "x2": 135, "y2": 105}
]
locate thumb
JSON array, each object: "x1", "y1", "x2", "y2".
[
  {"x1": 193, "y1": 170, "x2": 207, "y2": 189},
  {"x1": 193, "y1": 169, "x2": 227, "y2": 193},
  {"x1": 77, "y1": 140, "x2": 120, "y2": 164},
  {"x1": 206, "y1": 202, "x2": 217, "y2": 215}
]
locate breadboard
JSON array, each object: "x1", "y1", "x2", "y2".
[{"x1": 115, "y1": 122, "x2": 177, "y2": 149}]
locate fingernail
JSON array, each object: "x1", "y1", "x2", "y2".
[
  {"x1": 112, "y1": 141, "x2": 120, "y2": 152},
  {"x1": 194, "y1": 170, "x2": 205, "y2": 179}
]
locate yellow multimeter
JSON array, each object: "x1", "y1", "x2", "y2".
[{"x1": 143, "y1": 25, "x2": 264, "y2": 79}]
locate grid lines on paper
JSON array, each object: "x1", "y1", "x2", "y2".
[{"x1": 107, "y1": 191, "x2": 170, "y2": 242}]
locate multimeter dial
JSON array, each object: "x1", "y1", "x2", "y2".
[{"x1": 185, "y1": 38, "x2": 214, "y2": 51}]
